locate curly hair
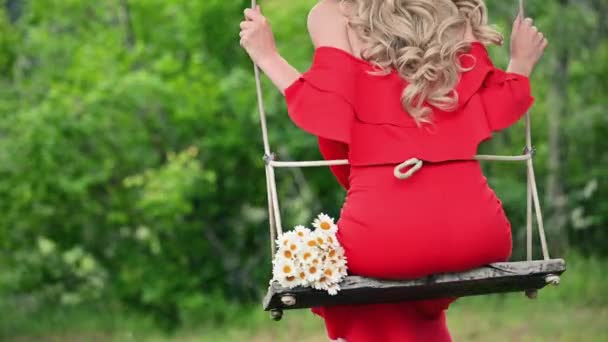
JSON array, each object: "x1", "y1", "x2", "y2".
[{"x1": 341, "y1": 0, "x2": 503, "y2": 124}]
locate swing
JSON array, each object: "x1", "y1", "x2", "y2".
[{"x1": 249, "y1": 0, "x2": 566, "y2": 321}]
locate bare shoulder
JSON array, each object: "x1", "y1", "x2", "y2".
[{"x1": 307, "y1": 0, "x2": 352, "y2": 51}]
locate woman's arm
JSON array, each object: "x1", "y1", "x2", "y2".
[
  {"x1": 240, "y1": 6, "x2": 300, "y2": 94},
  {"x1": 240, "y1": 1, "x2": 353, "y2": 94}
]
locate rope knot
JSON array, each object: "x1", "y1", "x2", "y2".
[
  {"x1": 523, "y1": 146, "x2": 536, "y2": 156},
  {"x1": 263, "y1": 153, "x2": 276, "y2": 165},
  {"x1": 394, "y1": 158, "x2": 423, "y2": 180}
]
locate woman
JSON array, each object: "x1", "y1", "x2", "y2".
[{"x1": 240, "y1": 0, "x2": 547, "y2": 341}]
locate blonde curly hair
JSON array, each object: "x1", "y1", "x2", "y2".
[{"x1": 341, "y1": 0, "x2": 503, "y2": 124}]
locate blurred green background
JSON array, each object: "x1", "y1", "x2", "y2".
[{"x1": 0, "y1": 0, "x2": 606, "y2": 341}]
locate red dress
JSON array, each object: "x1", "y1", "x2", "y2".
[{"x1": 284, "y1": 42, "x2": 534, "y2": 342}]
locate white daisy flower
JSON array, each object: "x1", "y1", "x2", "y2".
[
  {"x1": 275, "y1": 246, "x2": 296, "y2": 261},
  {"x1": 275, "y1": 231, "x2": 303, "y2": 254},
  {"x1": 294, "y1": 225, "x2": 312, "y2": 239},
  {"x1": 326, "y1": 283, "x2": 341, "y2": 296},
  {"x1": 297, "y1": 245, "x2": 320, "y2": 264},
  {"x1": 312, "y1": 276, "x2": 330, "y2": 291},
  {"x1": 276, "y1": 231, "x2": 297, "y2": 248},
  {"x1": 303, "y1": 234, "x2": 319, "y2": 249},
  {"x1": 326, "y1": 247, "x2": 339, "y2": 260},
  {"x1": 304, "y1": 263, "x2": 322, "y2": 282},
  {"x1": 333, "y1": 243, "x2": 346, "y2": 255},
  {"x1": 278, "y1": 273, "x2": 300, "y2": 288},
  {"x1": 296, "y1": 269, "x2": 308, "y2": 286},
  {"x1": 273, "y1": 257, "x2": 297, "y2": 280},
  {"x1": 322, "y1": 263, "x2": 342, "y2": 283},
  {"x1": 306, "y1": 255, "x2": 322, "y2": 268},
  {"x1": 337, "y1": 265, "x2": 348, "y2": 277},
  {"x1": 312, "y1": 213, "x2": 338, "y2": 234},
  {"x1": 324, "y1": 234, "x2": 339, "y2": 248},
  {"x1": 288, "y1": 240, "x2": 304, "y2": 255},
  {"x1": 311, "y1": 230, "x2": 331, "y2": 250}
]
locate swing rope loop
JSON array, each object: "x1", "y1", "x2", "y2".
[
  {"x1": 394, "y1": 158, "x2": 424, "y2": 180},
  {"x1": 250, "y1": 0, "x2": 552, "y2": 269}
]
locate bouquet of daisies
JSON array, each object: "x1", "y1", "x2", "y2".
[{"x1": 271, "y1": 213, "x2": 348, "y2": 295}]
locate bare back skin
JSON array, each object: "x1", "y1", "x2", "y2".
[{"x1": 308, "y1": 0, "x2": 364, "y2": 58}]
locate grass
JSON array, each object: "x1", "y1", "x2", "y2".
[{"x1": 2, "y1": 254, "x2": 607, "y2": 341}]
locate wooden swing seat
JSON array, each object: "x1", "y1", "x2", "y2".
[{"x1": 264, "y1": 259, "x2": 565, "y2": 315}]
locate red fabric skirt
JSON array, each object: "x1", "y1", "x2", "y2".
[{"x1": 312, "y1": 160, "x2": 513, "y2": 341}]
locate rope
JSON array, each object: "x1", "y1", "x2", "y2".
[
  {"x1": 521, "y1": 0, "x2": 534, "y2": 262},
  {"x1": 267, "y1": 153, "x2": 533, "y2": 168},
  {"x1": 519, "y1": 0, "x2": 550, "y2": 261},
  {"x1": 251, "y1": 0, "x2": 284, "y2": 251},
  {"x1": 251, "y1": 0, "x2": 551, "y2": 261}
]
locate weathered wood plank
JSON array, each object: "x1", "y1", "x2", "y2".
[{"x1": 263, "y1": 259, "x2": 566, "y2": 311}]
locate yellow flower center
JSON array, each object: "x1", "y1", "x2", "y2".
[
  {"x1": 316, "y1": 237, "x2": 324, "y2": 244},
  {"x1": 299, "y1": 272, "x2": 306, "y2": 279},
  {"x1": 289, "y1": 244, "x2": 297, "y2": 251},
  {"x1": 303, "y1": 252, "x2": 312, "y2": 260},
  {"x1": 307, "y1": 240, "x2": 317, "y2": 247},
  {"x1": 283, "y1": 265, "x2": 292, "y2": 274},
  {"x1": 327, "y1": 236, "x2": 334, "y2": 244},
  {"x1": 319, "y1": 276, "x2": 327, "y2": 283},
  {"x1": 283, "y1": 250, "x2": 292, "y2": 258},
  {"x1": 286, "y1": 276, "x2": 296, "y2": 282},
  {"x1": 320, "y1": 222, "x2": 331, "y2": 230},
  {"x1": 309, "y1": 266, "x2": 317, "y2": 274},
  {"x1": 324, "y1": 269, "x2": 333, "y2": 276},
  {"x1": 329, "y1": 249, "x2": 336, "y2": 258}
]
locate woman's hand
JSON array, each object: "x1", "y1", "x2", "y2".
[
  {"x1": 238, "y1": 5, "x2": 301, "y2": 94},
  {"x1": 507, "y1": 14, "x2": 548, "y2": 77},
  {"x1": 240, "y1": 6, "x2": 278, "y2": 66}
]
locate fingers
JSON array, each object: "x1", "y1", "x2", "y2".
[
  {"x1": 541, "y1": 37, "x2": 549, "y2": 50},
  {"x1": 536, "y1": 31, "x2": 544, "y2": 43},
  {"x1": 240, "y1": 21, "x2": 254, "y2": 29},
  {"x1": 513, "y1": 12, "x2": 523, "y2": 32},
  {"x1": 244, "y1": 7, "x2": 264, "y2": 21},
  {"x1": 516, "y1": 16, "x2": 547, "y2": 43},
  {"x1": 521, "y1": 17, "x2": 534, "y2": 32}
]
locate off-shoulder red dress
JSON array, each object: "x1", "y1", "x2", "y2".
[{"x1": 284, "y1": 42, "x2": 534, "y2": 342}]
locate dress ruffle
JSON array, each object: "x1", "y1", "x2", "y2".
[
  {"x1": 284, "y1": 42, "x2": 534, "y2": 167},
  {"x1": 284, "y1": 47, "x2": 359, "y2": 144}
]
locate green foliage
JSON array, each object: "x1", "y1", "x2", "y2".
[
  {"x1": 0, "y1": 0, "x2": 606, "y2": 330},
  {"x1": 1, "y1": 253, "x2": 606, "y2": 340}
]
